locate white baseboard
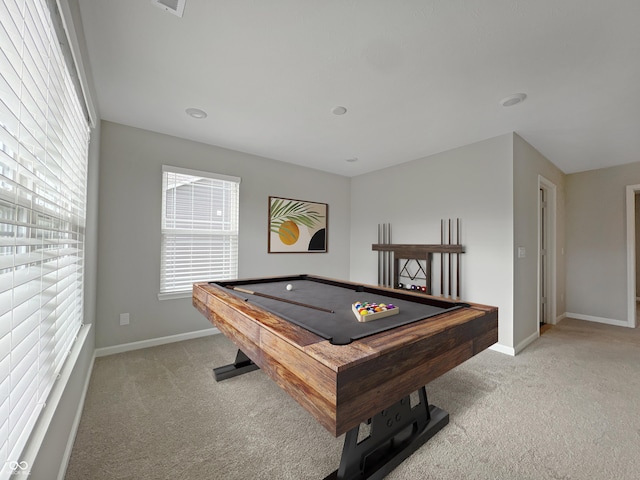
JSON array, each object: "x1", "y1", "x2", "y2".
[
  {"x1": 555, "y1": 312, "x2": 566, "y2": 323},
  {"x1": 514, "y1": 331, "x2": 539, "y2": 354},
  {"x1": 489, "y1": 343, "x2": 515, "y2": 356},
  {"x1": 95, "y1": 328, "x2": 221, "y2": 357},
  {"x1": 565, "y1": 312, "x2": 629, "y2": 328},
  {"x1": 489, "y1": 330, "x2": 539, "y2": 357}
]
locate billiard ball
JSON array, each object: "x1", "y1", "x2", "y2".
[{"x1": 286, "y1": 284, "x2": 293, "y2": 291}]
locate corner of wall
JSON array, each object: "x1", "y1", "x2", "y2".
[{"x1": 512, "y1": 133, "x2": 566, "y2": 351}]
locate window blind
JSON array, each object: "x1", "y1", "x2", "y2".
[
  {"x1": 0, "y1": 0, "x2": 89, "y2": 476},
  {"x1": 160, "y1": 166, "x2": 240, "y2": 296}
]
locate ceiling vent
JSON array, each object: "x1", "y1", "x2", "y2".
[{"x1": 151, "y1": 0, "x2": 186, "y2": 18}]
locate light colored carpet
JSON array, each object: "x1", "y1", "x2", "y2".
[{"x1": 65, "y1": 318, "x2": 640, "y2": 479}]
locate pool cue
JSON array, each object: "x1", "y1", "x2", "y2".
[
  {"x1": 385, "y1": 223, "x2": 390, "y2": 287},
  {"x1": 456, "y1": 218, "x2": 461, "y2": 299},
  {"x1": 230, "y1": 286, "x2": 335, "y2": 314},
  {"x1": 377, "y1": 223, "x2": 382, "y2": 286},
  {"x1": 387, "y1": 223, "x2": 392, "y2": 288},
  {"x1": 382, "y1": 223, "x2": 386, "y2": 287},
  {"x1": 440, "y1": 219, "x2": 444, "y2": 296},
  {"x1": 448, "y1": 218, "x2": 452, "y2": 298}
]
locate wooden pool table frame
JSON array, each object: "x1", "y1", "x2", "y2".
[{"x1": 193, "y1": 274, "x2": 498, "y2": 478}]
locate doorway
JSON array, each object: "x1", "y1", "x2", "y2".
[
  {"x1": 538, "y1": 176, "x2": 557, "y2": 333},
  {"x1": 625, "y1": 185, "x2": 640, "y2": 328}
]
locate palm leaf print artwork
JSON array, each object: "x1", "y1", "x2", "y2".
[{"x1": 269, "y1": 197, "x2": 327, "y2": 252}]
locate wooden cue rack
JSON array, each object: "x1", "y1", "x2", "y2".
[{"x1": 371, "y1": 243, "x2": 465, "y2": 299}]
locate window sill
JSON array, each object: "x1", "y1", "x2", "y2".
[{"x1": 158, "y1": 291, "x2": 192, "y2": 301}]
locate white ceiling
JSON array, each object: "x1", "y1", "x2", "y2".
[{"x1": 77, "y1": 0, "x2": 640, "y2": 177}]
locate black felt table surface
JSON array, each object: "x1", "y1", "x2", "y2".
[{"x1": 223, "y1": 279, "x2": 461, "y2": 345}]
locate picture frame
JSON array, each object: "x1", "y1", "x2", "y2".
[{"x1": 268, "y1": 196, "x2": 328, "y2": 253}]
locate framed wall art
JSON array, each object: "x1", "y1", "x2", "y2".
[{"x1": 268, "y1": 196, "x2": 327, "y2": 253}]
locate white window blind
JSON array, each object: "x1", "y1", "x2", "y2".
[
  {"x1": 160, "y1": 166, "x2": 240, "y2": 297},
  {"x1": 0, "y1": 0, "x2": 89, "y2": 476}
]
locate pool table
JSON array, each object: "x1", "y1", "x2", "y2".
[{"x1": 193, "y1": 274, "x2": 498, "y2": 479}]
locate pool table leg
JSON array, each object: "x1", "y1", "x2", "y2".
[
  {"x1": 324, "y1": 387, "x2": 449, "y2": 480},
  {"x1": 213, "y1": 349, "x2": 260, "y2": 381}
]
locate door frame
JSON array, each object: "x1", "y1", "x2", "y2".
[
  {"x1": 625, "y1": 184, "x2": 639, "y2": 328},
  {"x1": 538, "y1": 176, "x2": 557, "y2": 329}
]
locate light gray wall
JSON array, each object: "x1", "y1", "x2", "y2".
[
  {"x1": 350, "y1": 134, "x2": 515, "y2": 348},
  {"x1": 566, "y1": 161, "x2": 640, "y2": 322},
  {"x1": 513, "y1": 134, "x2": 566, "y2": 346},
  {"x1": 96, "y1": 121, "x2": 351, "y2": 348}
]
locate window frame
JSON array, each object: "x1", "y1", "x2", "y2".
[
  {"x1": 158, "y1": 165, "x2": 240, "y2": 300},
  {"x1": 0, "y1": 0, "x2": 90, "y2": 475}
]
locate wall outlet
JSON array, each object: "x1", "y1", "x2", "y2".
[{"x1": 119, "y1": 313, "x2": 130, "y2": 326}]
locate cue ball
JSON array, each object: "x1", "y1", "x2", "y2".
[{"x1": 286, "y1": 284, "x2": 293, "y2": 291}]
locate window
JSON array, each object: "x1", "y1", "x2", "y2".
[
  {"x1": 0, "y1": 0, "x2": 90, "y2": 476},
  {"x1": 160, "y1": 166, "x2": 240, "y2": 298}
]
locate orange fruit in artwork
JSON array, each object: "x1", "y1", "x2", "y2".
[{"x1": 278, "y1": 220, "x2": 299, "y2": 245}]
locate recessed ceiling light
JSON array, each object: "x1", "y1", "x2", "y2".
[
  {"x1": 345, "y1": 157, "x2": 358, "y2": 163},
  {"x1": 332, "y1": 106, "x2": 348, "y2": 115},
  {"x1": 500, "y1": 93, "x2": 527, "y2": 107},
  {"x1": 186, "y1": 107, "x2": 207, "y2": 119}
]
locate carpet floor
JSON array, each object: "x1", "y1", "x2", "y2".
[{"x1": 65, "y1": 318, "x2": 640, "y2": 479}]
